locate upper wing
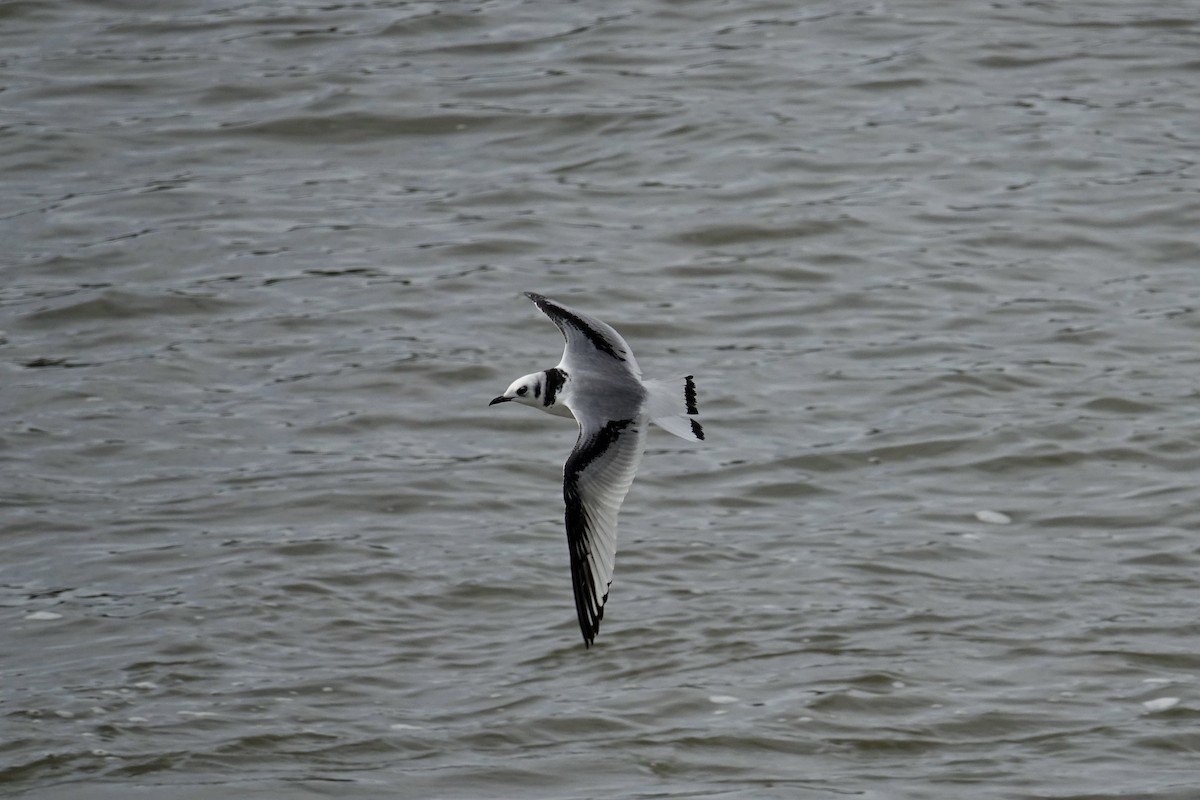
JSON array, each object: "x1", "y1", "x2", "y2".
[
  {"x1": 526, "y1": 292, "x2": 642, "y2": 379},
  {"x1": 562, "y1": 414, "x2": 648, "y2": 646}
]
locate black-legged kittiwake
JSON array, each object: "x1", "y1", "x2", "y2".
[{"x1": 490, "y1": 292, "x2": 704, "y2": 647}]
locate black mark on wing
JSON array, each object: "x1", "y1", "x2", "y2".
[
  {"x1": 563, "y1": 418, "x2": 633, "y2": 647},
  {"x1": 526, "y1": 292, "x2": 626, "y2": 362},
  {"x1": 684, "y1": 375, "x2": 698, "y2": 415}
]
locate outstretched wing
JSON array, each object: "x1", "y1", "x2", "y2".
[
  {"x1": 526, "y1": 292, "x2": 642, "y2": 379},
  {"x1": 562, "y1": 414, "x2": 648, "y2": 646}
]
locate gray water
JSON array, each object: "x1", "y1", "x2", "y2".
[{"x1": 4, "y1": 1, "x2": 1200, "y2": 798}]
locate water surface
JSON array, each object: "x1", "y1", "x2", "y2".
[{"x1": 4, "y1": 1, "x2": 1200, "y2": 798}]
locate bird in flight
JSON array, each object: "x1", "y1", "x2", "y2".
[{"x1": 490, "y1": 292, "x2": 704, "y2": 646}]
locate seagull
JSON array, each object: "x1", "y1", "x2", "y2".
[{"x1": 490, "y1": 292, "x2": 704, "y2": 647}]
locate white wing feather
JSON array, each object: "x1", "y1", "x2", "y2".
[
  {"x1": 562, "y1": 415, "x2": 647, "y2": 646},
  {"x1": 525, "y1": 292, "x2": 642, "y2": 379}
]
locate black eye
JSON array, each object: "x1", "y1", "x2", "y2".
[{"x1": 516, "y1": 386, "x2": 528, "y2": 396}]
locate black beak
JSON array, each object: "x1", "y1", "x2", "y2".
[{"x1": 489, "y1": 396, "x2": 511, "y2": 406}]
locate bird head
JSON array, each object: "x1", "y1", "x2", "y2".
[{"x1": 490, "y1": 372, "x2": 543, "y2": 409}]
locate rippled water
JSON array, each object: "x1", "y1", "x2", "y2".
[{"x1": 4, "y1": 1, "x2": 1200, "y2": 798}]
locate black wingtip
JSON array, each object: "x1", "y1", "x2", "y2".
[
  {"x1": 579, "y1": 614, "x2": 601, "y2": 648},
  {"x1": 574, "y1": 577, "x2": 604, "y2": 648},
  {"x1": 691, "y1": 418, "x2": 705, "y2": 441},
  {"x1": 684, "y1": 375, "x2": 699, "y2": 415},
  {"x1": 576, "y1": 609, "x2": 599, "y2": 648}
]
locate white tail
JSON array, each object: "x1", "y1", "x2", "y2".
[{"x1": 644, "y1": 375, "x2": 704, "y2": 442}]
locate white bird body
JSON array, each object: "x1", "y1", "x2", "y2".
[{"x1": 490, "y1": 292, "x2": 703, "y2": 646}]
